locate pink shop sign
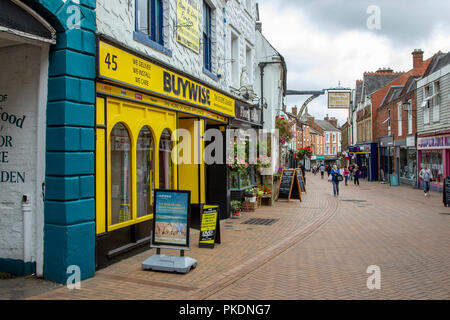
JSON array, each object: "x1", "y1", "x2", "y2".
[{"x1": 417, "y1": 134, "x2": 450, "y2": 150}]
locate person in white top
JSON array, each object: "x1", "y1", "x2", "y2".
[{"x1": 419, "y1": 164, "x2": 433, "y2": 197}]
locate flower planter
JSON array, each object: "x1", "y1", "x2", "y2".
[
  {"x1": 248, "y1": 196, "x2": 257, "y2": 203},
  {"x1": 231, "y1": 211, "x2": 241, "y2": 218}
]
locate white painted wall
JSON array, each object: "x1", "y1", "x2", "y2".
[
  {"x1": 0, "y1": 44, "x2": 46, "y2": 270},
  {"x1": 96, "y1": 0, "x2": 257, "y2": 98},
  {"x1": 254, "y1": 30, "x2": 284, "y2": 131}
]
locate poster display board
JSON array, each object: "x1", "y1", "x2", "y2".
[
  {"x1": 276, "y1": 169, "x2": 301, "y2": 202},
  {"x1": 199, "y1": 205, "x2": 221, "y2": 248},
  {"x1": 296, "y1": 168, "x2": 307, "y2": 193},
  {"x1": 152, "y1": 190, "x2": 191, "y2": 249}
]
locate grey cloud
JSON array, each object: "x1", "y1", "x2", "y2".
[{"x1": 259, "y1": 0, "x2": 450, "y2": 46}]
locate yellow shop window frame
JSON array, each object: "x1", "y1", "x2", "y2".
[{"x1": 103, "y1": 96, "x2": 178, "y2": 232}]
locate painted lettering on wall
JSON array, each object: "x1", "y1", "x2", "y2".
[
  {"x1": 0, "y1": 95, "x2": 27, "y2": 184},
  {"x1": 0, "y1": 107, "x2": 26, "y2": 129}
]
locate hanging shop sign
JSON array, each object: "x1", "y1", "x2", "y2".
[
  {"x1": 176, "y1": 0, "x2": 199, "y2": 53},
  {"x1": 276, "y1": 169, "x2": 301, "y2": 202},
  {"x1": 198, "y1": 205, "x2": 221, "y2": 249},
  {"x1": 98, "y1": 41, "x2": 235, "y2": 117},
  {"x1": 235, "y1": 100, "x2": 261, "y2": 125},
  {"x1": 97, "y1": 83, "x2": 228, "y2": 123},
  {"x1": 417, "y1": 134, "x2": 450, "y2": 150},
  {"x1": 327, "y1": 90, "x2": 351, "y2": 109},
  {"x1": 152, "y1": 190, "x2": 191, "y2": 248}
]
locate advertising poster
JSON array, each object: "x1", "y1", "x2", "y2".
[
  {"x1": 176, "y1": 0, "x2": 199, "y2": 53},
  {"x1": 199, "y1": 205, "x2": 221, "y2": 248},
  {"x1": 153, "y1": 190, "x2": 191, "y2": 248}
]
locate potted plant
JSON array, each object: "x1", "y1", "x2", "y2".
[
  {"x1": 245, "y1": 187, "x2": 257, "y2": 202},
  {"x1": 230, "y1": 200, "x2": 242, "y2": 218}
]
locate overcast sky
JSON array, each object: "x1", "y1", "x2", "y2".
[{"x1": 257, "y1": 0, "x2": 450, "y2": 126}]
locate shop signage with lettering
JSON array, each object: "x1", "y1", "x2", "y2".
[
  {"x1": 417, "y1": 134, "x2": 450, "y2": 150},
  {"x1": 98, "y1": 41, "x2": 235, "y2": 117},
  {"x1": 235, "y1": 101, "x2": 261, "y2": 124}
]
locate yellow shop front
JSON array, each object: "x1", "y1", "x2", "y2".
[{"x1": 95, "y1": 40, "x2": 235, "y2": 268}]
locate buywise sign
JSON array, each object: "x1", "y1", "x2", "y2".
[
  {"x1": 98, "y1": 41, "x2": 235, "y2": 117},
  {"x1": 417, "y1": 134, "x2": 450, "y2": 150}
]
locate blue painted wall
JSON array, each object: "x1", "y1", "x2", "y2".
[{"x1": 23, "y1": 0, "x2": 97, "y2": 283}]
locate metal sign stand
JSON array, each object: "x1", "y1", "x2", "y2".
[
  {"x1": 141, "y1": 190, "x2": 197, "y2": 274},
  {"x1": 142, "y1": 247, "x2": 197, "y2": 274}
]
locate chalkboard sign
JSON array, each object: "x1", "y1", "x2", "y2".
[
  {"x1": 296, "y1": 169, "x2": 306, "y2": 193},
  {"x1": 444, "y1": 176, "x2": 450, "y2": 207},
  {"x1": 199, "y1": 205, "x2": 221, "y2": 249},
  {"x1": 276, "y1": 169, "x2": 301, "y2": 202}
]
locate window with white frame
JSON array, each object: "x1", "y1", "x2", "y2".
[
  {"x1": 326, "y1": 146, "x2": 330, "y2": 155},
  {"x1": 333, "y1": 146, "x2": 336, "y2": 155},
  {"x1": 433, "y1": 81, "x2": 440, "y2": 122},
  {"x1": 408, "y1": 99, "x2": 413, "y2": 134},
  {"x1": 230, "y1": 31, "x2": 239, "y2": 88},
  {"x1": 326, "y1": 133, "x2": 330, "y2": 142},
  {"x1": 245, "y1": 44, "x2": 253, "y2": 84},
  {"x1": 424, "y1": 81, "x2": 440, "y2": 123},
  {"x1": 332, "y1": 133, "x2": 336, "y2": 142},
  {"x1": 398, "y1": 102, "x2": 402, "y2": 137}
]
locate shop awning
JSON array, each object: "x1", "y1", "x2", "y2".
[{"x1": 0, "y1": 0, "x2": 56, "y2": 44}]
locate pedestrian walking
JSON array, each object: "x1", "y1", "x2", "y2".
[
  {"x1": 344, "y1": 166, "x2": 350, "y2": 186},
  {"x1": 326, "y1": 165, "x2": 332, "y2": 177},
  {"x1": 320, "y1": 163, "x2": 325, "y2": 179},
  {"x1": 353, "y1": 165, "x2": 361, "y2": 186},
  {"x1": 330, "y1": 165, "x2": 342, "y2": 197},
  {"x1": 349, "y1": 164, "x2": 354, "y2": 181},
  {"x1": 419, "y1": 164, "x2": 433, "y2": 197}
]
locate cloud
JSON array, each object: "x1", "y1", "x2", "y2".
[{"x1": 256, "y1": 0, "x2": 450, "y2": 125}]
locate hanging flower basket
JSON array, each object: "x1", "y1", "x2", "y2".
[
  {"x1": 275, "y1": 115, "x2": 293, "y2": 144},
  {"x1": 293, "y1": 147, "x2": 312, "y2": 161}
]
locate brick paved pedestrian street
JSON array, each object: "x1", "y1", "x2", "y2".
[{"x1": 13, "y1": 173, "x2": 450, "y2": 300}]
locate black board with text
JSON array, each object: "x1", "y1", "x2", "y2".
[
  {"x1": 296, "y1": 168, "x2": 306, "y2": 193},
  {"x1": 276, "y1": 169, "x2": 301, "y2": 202}
]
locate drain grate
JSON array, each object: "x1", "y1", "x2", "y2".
[{"x1": 241, "y1": 218, "x2": 279, "y2": 226}]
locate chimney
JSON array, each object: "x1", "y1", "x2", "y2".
[
  {"x1": 292, "y1": 106, "x2": 298, "y2": 116},
  {"x1": 412, "y1": 49, "x2": 424, "y2": 70},
  {"x1": 376, "y1": 67, "x2": 394, "y2": 74}
]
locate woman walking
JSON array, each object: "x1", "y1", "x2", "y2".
[
  {"x1": 344, "y1": 166, "x2": 350, "y2": 186},
  {"x1": 419, "y1": 164, "x2": 433, "y2": 197},
  {"x1": 353, "y1": 165, "x2": 361, "y2": 186},
  {"x1": 330, "y1": 164, "x2": 342, "y2": 197}
]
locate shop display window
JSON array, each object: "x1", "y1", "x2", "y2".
[
  {"x1": 136, "y1": 126, "x2": 154, "y2": 218},
  {"x1": 400, "y1": 147, "x2": 417, "y2": 181},
  {"x1": 421, "y1": 150, "x2": 443, "y2": 185},
  {"x1": 110, "y1": 123, "x2": 132, "y2": 224},
  {"x1": 159, "y1": 128, "x2": 174, "y2": 190}
]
